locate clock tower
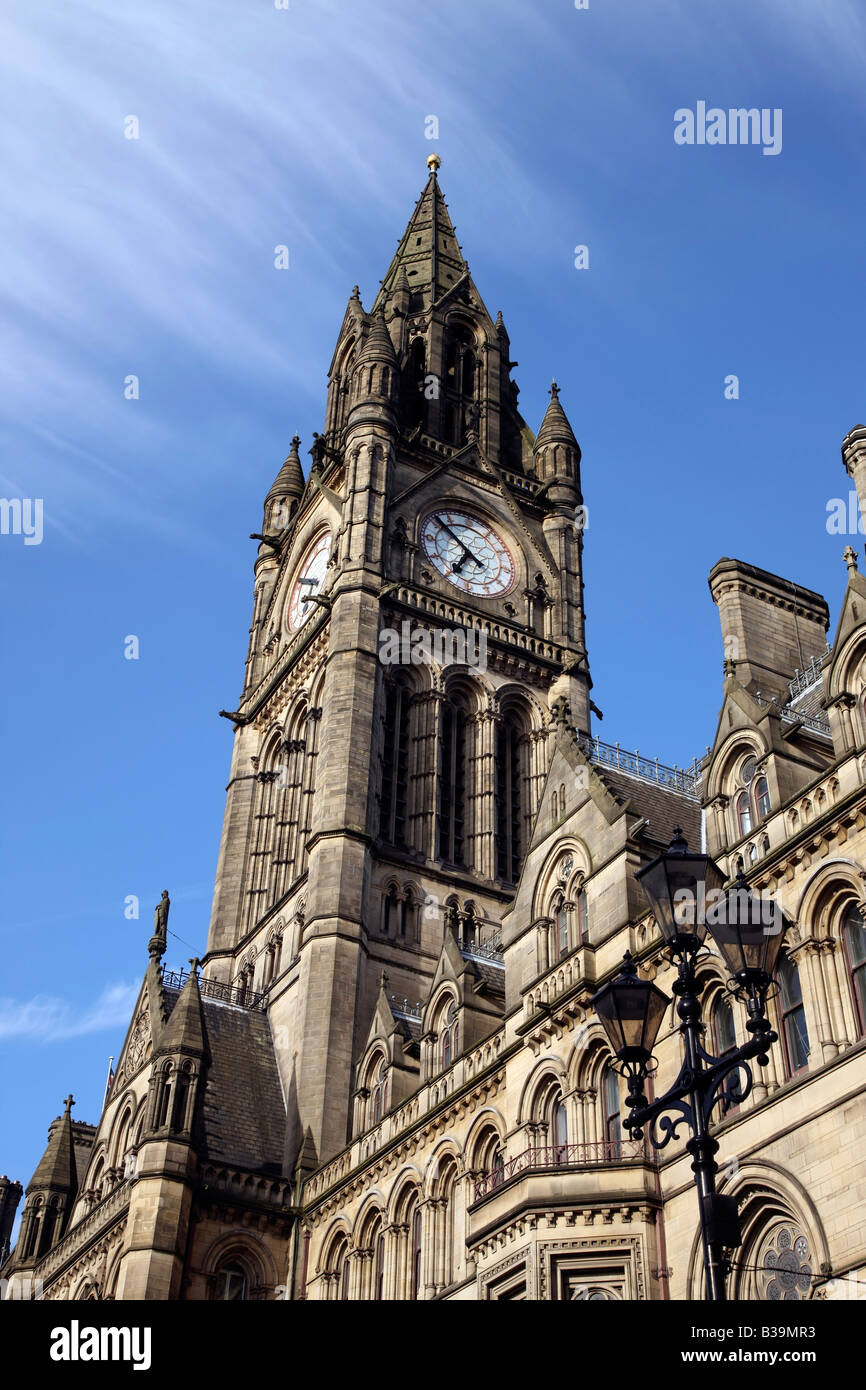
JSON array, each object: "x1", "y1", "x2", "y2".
[{"x1": 203, "y1": 156, "x2": 593, "y2": 1165}]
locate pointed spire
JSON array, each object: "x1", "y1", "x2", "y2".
[
  {"x1": 536, "y1": 382, "x2": 577, "y2": 445},
  {"x1": 535, "y1": 381, "x2": 580, "y2": 452},
  {"x1": 27, "y1": 1099, "x2": 78, "y2": 1197},
  {"x1": 156, "y1": 964, "x2": 208, "y2": 1061},
  {"x1": 355, "y1": 303, "x2": 398, "y2": 370},
  {"x1": 266, "y1": 435, "x2": 305, "y2": 504},
  {"x1": 375, "y1": 160, "x2": 468, "y2": 311}
]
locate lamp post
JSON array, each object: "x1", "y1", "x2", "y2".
[{"x1": 591, "y1": 828, "x2": 784, "y2": 1301}]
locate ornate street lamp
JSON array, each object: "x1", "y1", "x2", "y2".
[{"x1": 591, "y1": 829, "x2": 781, "y2": 1301}]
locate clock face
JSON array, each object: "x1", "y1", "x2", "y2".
[
  {"x1": 287, "y1": 531, "x2": 330, "y2": 630},
  {"x1": 420, "y1": 510, "x2": 516, "y2": 597}
]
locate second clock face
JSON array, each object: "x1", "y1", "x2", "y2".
[
  {"x1": 420, "y1": 510, "x2": 516, "y2": 597},
  {"x1": 287, "y1": 531, "x2": 330, "y2": 631}
]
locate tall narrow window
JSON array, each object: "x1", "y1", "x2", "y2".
[
  {"x1": 410, "y1": 1204, "x2": 422, "y2": 1300},
  {"x1": 603, "y1": 1066, "x2": 621, "y2": 1154},
  {"x1": 843, "y1": 905, "x2": 866, "y2": 1036},
  {"x1": 379, "y1": 680, "x2": 410, "y2": 846},
  {"x1": 443, "y1": 325, "x2": 476, "y2": 445},
  {"x1": 371, "y1": 1059, "x2": 387, "y2": 1125},
  {"x1": 778, "y1": 954, "x2": 810, "y2": 1076},
  {"x1": 713, "y1": 994, "x2": 737, "y2": 1055},
  {"x1": 754, "y1": 776, "x2": 771, "y2": 820},
  {"x1": 496, "y1": 717, "x2": 524, "y2": 883},
  {"x1": 441, "y1": 1001, "x2": 458, "y2": 1070},
  {"x1": 555, "y1": 900, "x2": 569, "y2": 960},
  {"x1": 552, "y1": 1099, "x2": 568, "y2": 1164},
  {"x1": 374, "y1": 1231, "x2": 385, "y2": 1301},
  {"x1": 438, "y1": 695, "x2": 467, "y2": 866},
  {"x1": 713, "y1": 993, "x2": 739, "y2": 1110},
  {"x1": 736, "y1": 791, "x2": 753, "y2": 837},
  {"x1": 575, "y1": 887, "x2": 589, "y2": 945}
]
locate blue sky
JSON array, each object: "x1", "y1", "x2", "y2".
[{"x1": 2, "y1": 0, "x2": 865, "y2": 1196}]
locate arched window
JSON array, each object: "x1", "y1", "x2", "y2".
[
  {"x1": 399, "y1": 889, "x2": 414, "y2": 939},
  {"x1": 777, "y1": 953, "x2": 810, "y2": 1077},
  {"x1": 440, "y1": 1000, "x2": 459, "y2": 1071},
  {"x1": 404, "y1": 337, "x2": 427, "y2": 429},
  {"x1": 602, "y1": 1065, "x2": 621, "y2": 1155},
  {"x1": 473, "y1": 1125, "x2": 505, "y2": 1189},
  {"x1": 155, "y1": 1065, "x2": 172, "y2": 1130},
  {"x1": 552, "y1": 1098, "x2": 569, "y2": 1165},
  {"x1": 340, "y1": 1254, "x2": 351, "y2": 1300},
  {"x1": 215, "y1": 1262, "x2": 248, "y2": 1301},
  {"x1": 490, "y1": 1145, "x2": 504, "y2": 1188},
  {"x1": 408, "y1": 1201, "x2": 423, "y2": 1300},
  {"x1": 712, "y1": 994, "x2": 736, "y2": 1055},
  {"x1": 711, "y1": 991, "x2": 740, "y2": 1110},
  {"x1": 754, "y1": 776, "x2": 771, "y2": 820},
  {"x1": 443, "y1": 323, "x2": 477, "y2": 445},
  {"x1": 379, "y1": 678, "x2": 411, "y2": 847},
  {"x1": 374, "y1": 1229, "x2": 385, "y2": 1301},
  {"x1": 495, "y1": 708, "x2": 528, "y2": 884},
  {"x1": 575, "y1": 887, "x2": 589, "y2": 945},
  {"x1": 370, "y1": 1058, "x2": 387, "y2": 1125},
  {"x1": 554, "y1": 896, "x2": 570, "y2": 961},
  {"x1": 842, "y1": 904, "x2": 866, "y2": 1036},
  {"x1": 736, "y1": 791, "x2": 753, "y2": 837},
  {"x1": 382, "y1": 883, "x2": 399, "y2": 937},
  {"x1": 438, "y1": 692, "x2": 468, "y2": 866}
]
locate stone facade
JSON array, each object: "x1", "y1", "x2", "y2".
[{"x1": 4, "y1": 159, "x2": 866, "y2": 1302}]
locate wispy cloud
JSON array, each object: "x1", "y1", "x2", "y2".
[{"x1": 0, "y1": 982, "x2": 139, "y2": 1042}]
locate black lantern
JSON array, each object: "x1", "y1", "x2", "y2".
[
  {"x1": 636, "y1": 826, "x2": 726, "y2": 952},
  {"x1": 592, "y1": 951, "x2": 670, "y2": 1063},
  {"x1": 705, "y1": 872, "x2": 787, "y2": 996}
]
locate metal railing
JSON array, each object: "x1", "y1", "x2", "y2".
[
  {"x1": 579, "y1": 736, "x2": 701, "y2": 798},
  {"x1": 161, "y1": 967, "x2": 269, "y2": 1013},
  {"x1": 788, "y1": 645, "x2": 832, "y2": 701},
  {"x1": 473, "y1": 1138, "x2": 647, "y2": 1201},
  {"x1": 458, "y1": 936, "x2": 504, "y2": 965},
  {"x1": 753, "y1": 691, "x2": 832, "y2": 738},
  {"x1": 389, "y1": 994, "x2": 423, "y2": 1020}
]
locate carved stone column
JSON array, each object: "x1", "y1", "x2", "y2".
[{"x1": 471, "y1": 708, "x2": 498, "y2": 880}]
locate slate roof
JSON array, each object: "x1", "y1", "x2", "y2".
[
  {"x1": 163, "y1": 989, "x2": 286, "y2": 1174},
  {"x1": 594, "y1": 766, "x2": 702, "y2": 850},
  {"x1": 472, "y1": 961, "x2": 506, "y2": 997},
  {"x1": 785, "y1": 682, "x2": 827, "y2": 723}
]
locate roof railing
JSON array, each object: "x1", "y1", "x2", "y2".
[
  {"x1": 161, "y1": 967, "x2": 269, "y2": 1013},
  {"x1": 579, "y1": 735, "x2": 701, "y2": 798}
]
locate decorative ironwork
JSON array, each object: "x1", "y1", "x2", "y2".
[
  {"x1": 472, "y1": 1138, "x2": 646, "y2": 1201},
  {"x1": 161, "y1": 967, "x2": 269, "y2": 1013},
  {"x1": 458, "y1": 936, "x2": 504, "y2": 965},
  {"x1": 389, "y1": 994, "x2": 423, "y2": 1020},
  {"x1": 578, "y1": 735, "x2": 702, "y2": 798},
  {"x1": 787, "y1": 645, "x2": 831, "y2": 701}
]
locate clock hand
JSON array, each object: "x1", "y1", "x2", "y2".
[{"x1": 433, "y1": 516, "x2": 482, "y2": 572}]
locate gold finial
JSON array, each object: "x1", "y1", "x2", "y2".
[{"x1": 427, "y1": 152, "x2": 441, "y2": 173}]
